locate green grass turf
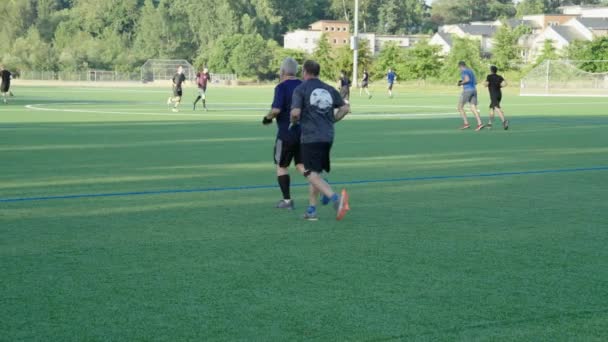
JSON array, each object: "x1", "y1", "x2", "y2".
[{"x1": 1, "y1": 83, "x2": 608, "y2": 341}]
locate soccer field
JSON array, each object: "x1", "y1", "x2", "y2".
[{"x1": 2, "y1": 84, "x2": 608, "y2": 340}]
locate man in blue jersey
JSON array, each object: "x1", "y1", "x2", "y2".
[
  {"x1": 263, "y1": 58, "x2": 304, "y2": 210},
  {"x1": 291, "y1": 60, "x2": 351, "y2": 221},
  {"x1": 457, "y1": 61, "x2": 484, "y2": 131},
  {"x1": 387, "y1": 68, "x2": 396, "y2": 98}
]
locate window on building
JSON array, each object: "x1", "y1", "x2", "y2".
[
  {"x1": 333, "y1": 39, "x2": 337, "y2": 44},
  {"x1": 343, "y1": 39, "x2": 347, "y2": 44},
  {"x1": 331, "y1": 27, "x2": 335, "y2": 31},
  {"x1": 343, "y1": 27, "x2": 347, "y2": 32},
  {"x1": 325, "y1": 27, "x2": 329, "y2": 31}
]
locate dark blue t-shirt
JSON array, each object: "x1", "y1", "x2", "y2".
[{"x1": 272, "y1": 78, "x2": 302, "y2": 143}]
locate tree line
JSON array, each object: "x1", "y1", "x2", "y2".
[{"x1": 0, "y1": 0, "x2": 606, "y2": 80}]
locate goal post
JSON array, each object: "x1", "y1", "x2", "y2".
[
  {"x1": 520, "y1": 60, "x2": 608, "y2": 97},
  {"x1": 141, "y1": 59, "x2": 196, "y2": 83}
]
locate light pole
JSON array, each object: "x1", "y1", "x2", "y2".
[{"x1": 352, "y1": 0, "x2": 359, "y2": 88}]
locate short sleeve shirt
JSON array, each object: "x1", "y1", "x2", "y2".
[
  {"x1": 486, "y1": 74, "x2": 504, "y2": 95},
  {"x1": 461, "y1": 68, "x2": 477, "y2": 91},
  {"x1": 173, "y1": 73, "x2": 186, "y2": 88},
  {"x1": 291, "y1": 78, "x2": 345, "y2": 144},
  {"x1": 272, "y1": 79, "x2": 302, "y2": 143}
]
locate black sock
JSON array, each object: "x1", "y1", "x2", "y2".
[
  {"x1": 194, "y1": 96, "x2": 201, "y2": 104},
  {"x1": 278, "y1": 175, "x2": 290, "y2": 200}
]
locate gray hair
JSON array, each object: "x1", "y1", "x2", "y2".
[{"x1": 280, "y1": 57, "x2": 298, "y2": 76}]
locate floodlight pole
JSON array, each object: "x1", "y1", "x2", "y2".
[{"x1": 352, "y1": 0, "x2": 359, "y2": 88}]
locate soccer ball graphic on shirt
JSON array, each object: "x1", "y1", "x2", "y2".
[{"x1": 310, "y1": 88, "x2": 333, "y2": 109}]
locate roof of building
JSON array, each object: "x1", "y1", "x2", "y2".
[
  {"x1": 310, "y1": 20, "x2": 350, "y2": 25},
  {"x1": 577, "y1": 17, "x2": 608, "y2": 30},
  {"x1": 435, "y1": 31, "x2": 453, "y2": 46},
  {"x1": 506, "y1": 18, "x2": 542, "y2": 29},
  {"x1": 551, "y1": 25, "x2": 589, "y2": 42},
  {"x1": 457, "y1": 24, "x2": 498, "y2": 36}
]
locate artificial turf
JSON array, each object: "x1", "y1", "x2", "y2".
[{"x1": 1, "y1": 84, "x2": 608, "y2": 341}]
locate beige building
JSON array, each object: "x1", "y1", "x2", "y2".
[
  {"x1": 284, "y1": 20, "x2": 350, "y2": 53},
  {"x1": 284, "y1": 20, "x2": 429, "y2": 56}
]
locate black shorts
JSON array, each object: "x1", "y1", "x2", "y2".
[
  {"x1": 340, "y1": 86, "x2": 350, "y2": 100},
  {"x1": 361, "y1": 81, "x2": 369, "y2": 88},
  {"x1": 301, "y1": 142, "x2": 332, "y2": 174},
  {"x1": 490, "y1": 93, "x2": 502, "y2": 109},
  {"x1": 173, "y1": 87, "x2": 183, "y2": 97},
  {"x1": 388, "y1": 82, "x2": 394, "y2": 90},
  {"x1": 1, "y1": 83, "x2": 10, "y2": 93},
  {"x1": 274, "y1": 139, "x2": 301, "y2": 168}
]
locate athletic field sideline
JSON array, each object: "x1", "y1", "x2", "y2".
[{"x1": 2, "y1": 85, "x2": 607, "y2": 341}]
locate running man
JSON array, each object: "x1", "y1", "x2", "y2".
[
  {"x1": 484, "y1": 66, "x2": 509, "y2": 130},
  {"x1": 262, "y1": 58, "x2": 304, "y2": 210},
  {"x1": 291, "y1": 60, "x2": 351, "y2": 221},
  {"x1": 338, "y1": 71, "x2": 351, "y2": 103},
  {"x1": 457, "y1": 61, "x2": 484, "y2": 131},
  {"x1": 387, "y1": 68, "x2": 396, "y2": 98},
  {"x1": 167, "y1": 65, "x2": 186, "y2": 112},
  {"x1": 0, "y1": 65, "x2": 12, "y2": 104},
  {"x1": 360, "y1": 69, "x2": 371, "y2": 98},
  {"x1": 193, "y1": 67, "x2": 211, "y2": 111}
]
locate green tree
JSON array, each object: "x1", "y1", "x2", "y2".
[
  {"x1": 312, "y1": 33, "x2": 336, "y2": 80},
  {"x1": 5, "y1": 27, "x2": 56, "y2": 71},
  {"x1": 402, "y1": 40, "x2": 443, "y2": 80},
  {"x1": 516, "y1": 0, "x2": 546, "y2": 17},
  {"x1": 492, "y1": 24, "x2": 521, "y2": 71},
  {"x1": 440, "y1": 36, "x2": 484, "y2": 82},
  {"x1": 431, "y1": 0, "x2": 515, "y2": 26},
  {"x1": 229, "y1": 34, "x2": 275, "y2": 79},
  {"x1": 566, "y1": 36, "x2": 608, "y2": 72},
  {"x1": 373, "y1": 41, "x2": 406, "y2": 80},
  {"x1": 535, "y1": 39, "x2": 559, "y2": 65}
]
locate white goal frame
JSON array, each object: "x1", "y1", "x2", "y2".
[{"x1": 520, "y1": 60, "x2": 608, "y2": 97}]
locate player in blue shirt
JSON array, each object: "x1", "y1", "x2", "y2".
[
  {"x1": 457, "y1": 61, "x2": 484, "y2": 131},
  {"x1": 387, "y1": 68, "x2": 396, "y2": 98},
  {"x1": 263, "y1": 58, "x2": 304, "y2": 210}
]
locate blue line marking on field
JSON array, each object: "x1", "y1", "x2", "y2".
[{"x1": 1, "y1": 166, "x2": 607, "y2": 204}]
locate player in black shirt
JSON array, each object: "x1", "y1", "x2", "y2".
[
  {"x1": 0, "y1": 65, "x2": 12, "y2": 104},
  {"x1": 359, "y1": 69, "x2": 371, "y2": 99},
  {"x1": 167, "y1": 65, "x2": 187, "y2": 112},
  {"x1": 484, "y1": 66, "x2": 509, "y2": 130},
  {"x1": 338, "y1": 71, "x2": 351, "y2": 103}
]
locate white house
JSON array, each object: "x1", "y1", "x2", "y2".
[
  {"x1": 429, "y1": 24, "x2": 497, "y2": 55},
  {"x1": 560, "y1": 5, "x2": 608, "y2": 18},
  {"x1": 528, "y1": 25, "x2": 590, "y2": 61},
  {"x1": 284, "y1": 30, "x2": 323, "y2": 54},
  {"x1": 429, "y1": 31, "x2": 452, "y2": 55},
  {"x1": 359, "y1": 33, "x2": 428, "y2": 55}
]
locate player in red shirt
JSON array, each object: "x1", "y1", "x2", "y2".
[{"x1": 194, "y1": 68, "x2": 211, "y2": 111}]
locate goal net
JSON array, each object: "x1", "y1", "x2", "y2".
[
  {"x1": 141, "y1": 59, "x2": 196, "y2": 83},
  {"x1": 520, "y1": 60, "x2": 608, "y2": 97}
]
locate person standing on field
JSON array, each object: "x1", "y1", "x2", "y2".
[
  {"x1": 291, "y1": 60, "x2": 351, "y2": 221},
  {"x1": 457, "y1": 61, "x2": 484, "y2": 131},
  {"x1": 484, "y1": 65, "x2": 509, "y2": 130}
]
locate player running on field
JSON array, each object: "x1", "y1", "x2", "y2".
[
  {"x1": 167, "y1": 65, "x2": 186, "y2": 112},
  {"x1": 193, "y1": 67, "x2": 211, "y2": 111},
  {"x1": 484, "y1": 66, "x2": 509, "y2": 130},
  {"x1": 338, "y1": 71, "x2": 351, "y2": 103},
  {"x1": 0, "y1": 65, "x2": 12, "y2": 104},
  {"x1": 387, "y1": 68, "x2": 396, "y2": 98},
  {"x1": 291, "y1": 60, "x2": 351, "y2": 221},
  {"x1": 360, "y1": 69, "x2": 371, "y2": 98},
  {"x1": 262, "y1": 58, "x2": 305, "y2": 210},
  {"x1": 457, "y1": 61, "x2": 484, "y2": 131}
]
